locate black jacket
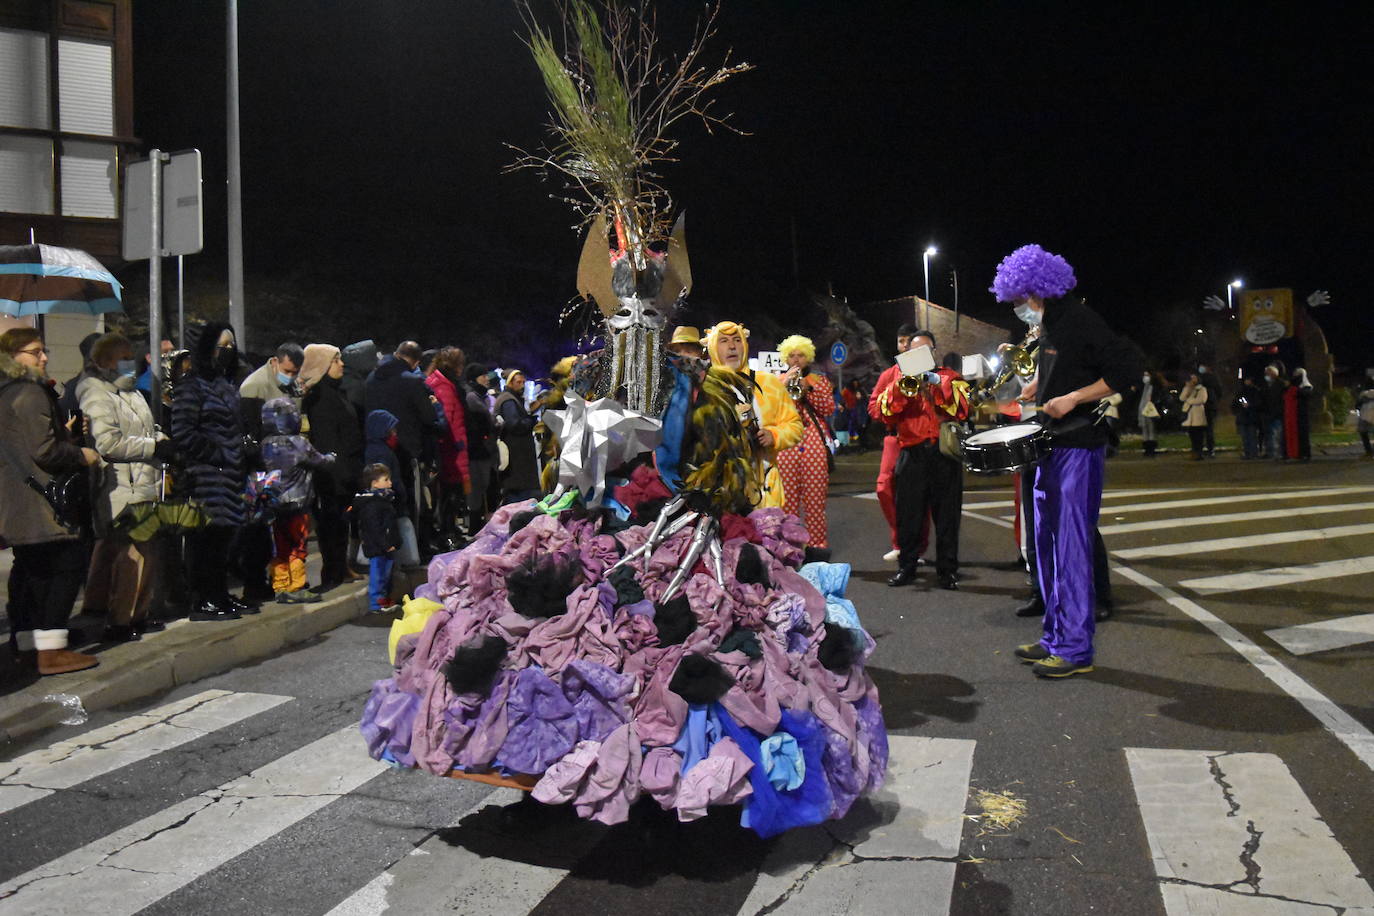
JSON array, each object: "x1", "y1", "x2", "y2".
[
  {"x1": 303, "y1": 375, "x2": 363, "y2": 496},
  {"x1": 1037, "y1": 298, "x2": 1143, "y2": 449},
  {"x1": 364, "y1": 355, "x2": 439, "y2": 458},
  {"x1": 353, "y1": 488, "x2": 400, "y2": 558},
  {"x1": 172, "y1": 321, "x2": 247, "y2": 526},
  {"x1": 494, "y1": 390, "x2": 541, "y2": 493}
]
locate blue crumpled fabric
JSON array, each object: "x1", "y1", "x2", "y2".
[
  {"x1": 561, "y1": 659, "x2": 635, "y2": 742},
  {"x1": 760, "y1": 733, "x2": 805, "y2": 791},
  {"x1": 799, "y1": 561, "x2": 863, "y2": 649},
  {"x1": 672, "y1": 704, "x2": 724, "y2": 775},
  {"x1": 714, "y1": 705, "x2": 832, "y2": 838},
  {"x1": 496, "y1": 667, "x2": 579, "y2": 774}
]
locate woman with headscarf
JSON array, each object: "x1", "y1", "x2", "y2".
[
  {"x1": 172, "y1": 322, "x2": 255, "y2": 621},
  {"x1": 493, "y1": 368, "x2": 541, "y2": 504},
  {"x1": 1284, "y1": 367, "x2": 1314, "y2": 461},
  {"x1": 301, "y1": 343, "x2": 364, "y2": 590},
  {"x1": 774, "y1": 334, "x2": 834, "y2": 551}
]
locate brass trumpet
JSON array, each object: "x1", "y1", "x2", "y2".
[
  {"x1": 897, "y1": 372, "x2": 931, "y2": 397},
  {"x1": 786, "y1": 374, "x2": 805, "y2": 399},
  {"x1": 972, "y1": 327, "x2": 1039, "y2": 405}
]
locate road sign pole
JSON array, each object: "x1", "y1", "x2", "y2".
[
  {"x1": 148, "y1": 150, "x2": 164, "y2": 392},
  {"x1": 177, "y1": 255, "x2": 185, "y2": 347}
]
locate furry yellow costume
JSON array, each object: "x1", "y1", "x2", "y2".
[{"x1": 702, "y1": 321, "x2": 803, "y2": 509}]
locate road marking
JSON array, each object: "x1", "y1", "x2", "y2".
[
  {"x1": 0, "y1": 689, "x2": 291, "y2": 816},
  {"x1": 1038, "y1": 486, "x2": 1372, "y2": 523},
  {"x1": 0, "y1": 726, "x2": 387, "y2": 915},
  {"x1": 736, "y1": 736, "x2": 975, "y2": 916},
  {"x1": 324, "y1": 787, "x2": 591, "y2": 916},
  {"x1": 1126, "y1": 747, "x2": 1374, "y2": 914},
  {"x1": 1266, "y1": 613, "x2": 1374, "y2": 656},
  {"x1": 1099, "y1": 501, "x2": 1374, "y2": 536},
  {"x1": 1179, "y1": 556, "x2": 1374, "y2": 595},
  {"x1": 1112, "y1": 522, "x2": 1374, "y2": 559},
  {"x1": 1114, "y1": 565, "x2": 1374, "y2": 773}
]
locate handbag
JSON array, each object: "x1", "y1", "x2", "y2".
[
  {"x1": 938, "y1": 421, "x2": 965, "y2": 460},
  {"x1": 395, "y1": 516, "x2": 421, "y2": 567},
  {"x1": 1141, "y1": 400, "x2": 1160, "y2": 419}
]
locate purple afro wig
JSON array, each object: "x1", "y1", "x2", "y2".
[{"x1": 990, "y1": 244, "x2": 1077, "y2": 303}]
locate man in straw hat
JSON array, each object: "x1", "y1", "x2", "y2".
[{"x1": 992, "y1": 244, "x2": 1141, "y2": 679}]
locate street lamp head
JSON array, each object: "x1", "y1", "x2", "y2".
[
  {"x1": 924, "y1": 246, "x2": 938, "y2": 258},
  {"x1": 1230, "y1": 279, "x2": 1243, "y2": 288}
]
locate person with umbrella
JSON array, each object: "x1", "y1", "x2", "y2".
[{"x1": 0, "y1": 327, "x2": 103, "y2": 675}]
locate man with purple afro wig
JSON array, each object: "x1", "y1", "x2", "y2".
[{"x1": 994, "y1": 245, "x2": 1142, "y2": 679}]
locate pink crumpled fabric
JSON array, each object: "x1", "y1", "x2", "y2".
[{"x1": 675, "y1": 736, "x2": 755, "y2": 822}]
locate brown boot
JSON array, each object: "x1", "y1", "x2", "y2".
[{"x1": 37, "y1": 648, "x2": 100, "y2": 676}]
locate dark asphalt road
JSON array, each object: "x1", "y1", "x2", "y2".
[{"x1": 2, "y1": 448, "x2": 1370, "y2": 915}]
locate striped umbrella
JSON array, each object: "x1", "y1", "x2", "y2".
[{"x1": 0, "y1": 243, "x2": 123, "y2": 316}]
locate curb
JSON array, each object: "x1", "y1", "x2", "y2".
[{"x1": 0, "y1": 575, "x2": 408, "y2": 749}]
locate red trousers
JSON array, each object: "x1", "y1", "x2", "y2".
[
  {"x1": 877, "y1": 435, "x2": 929, "y2": 553},
  {"x1": 270, "y1": 511, "x2": 310, "y2": 593}
]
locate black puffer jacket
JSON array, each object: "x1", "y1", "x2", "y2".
[{"x1": 172, "y1": 322, "x2": 246, "y2": 526}]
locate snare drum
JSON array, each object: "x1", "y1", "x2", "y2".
[{"x1": 961, "y1": 422, "x2": 1052, "y2": 474}]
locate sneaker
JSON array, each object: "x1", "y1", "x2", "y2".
[
  {"x1": 1032, "y1": 655, "x2": 1094, "y2": 678},
  {"x1": 1014, "y1": 643, "x2": 1051, "y2": 663},
  {"x1": 190, "y1": 601, "x2": 241, "y2": 622},
  {"x1": 882, "y1": 549, "x2": 900, "y2": 562}
]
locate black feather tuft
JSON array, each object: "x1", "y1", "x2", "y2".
[
  {"x1": 818, "y1": 621, "x2": 859, "y2": 672},
  {"x1": 506, "y1": 552, "x2": 583, "y2": 618},
  {"x1": 734, "y1": 543, "x2": 771, "y2": 587},
  {"x1": 653, "y1": 593, "x2": 697, "y2": 646},
  {"x1": 669, "y1": 654, "x2": 736, "y2": 704},
  {"x1": 444, "y1": 635, "x2": 508, "y2": 695},
  {"x1": 632, "y1": 496, "x2": 669, "y2": 526},
  {"x1": 609, "y1": 565, "x2": 645, "y2": 607},
  {"x1": 506, "y1": 510, "x2": 541, "y2": 535}
]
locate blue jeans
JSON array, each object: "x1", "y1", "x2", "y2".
[
  {"x1": 1265, "y1": 419, "x2": 1283, "y2": 459},
  {"x1": 1239, "y1": 423, "x2": 1259, "y2": 458},
  {"x1": 368, "y1": 554, "x2": 394, "y2": 609}
]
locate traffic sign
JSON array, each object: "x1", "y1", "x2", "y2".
[
  {"x1": 122, "y1": 149, "x2": 203, "y2": 260},
  {"x1": 830, "y1": 340, "x2": 849, "y2": 366}
]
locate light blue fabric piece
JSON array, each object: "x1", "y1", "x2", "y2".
[
  {"x1": 760, "y1": 732, "x2": 805, "y2": 791},
  {"x1": 798, "y1": 561, "x2": 863, "y2": 635},
  {"x1": 654, "y1": 364, "x2": 694, "y2": 492},
  {"x1": 672, "y1": 704, "x2": 722, "y2": 775}
]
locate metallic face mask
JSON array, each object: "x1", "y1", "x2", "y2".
[{"x1": 607, "y1": 297, "x2": 667, "y2": 333}]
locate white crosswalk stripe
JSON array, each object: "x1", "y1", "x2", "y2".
[
  {"x1": 1266, "y1": 613, "x2": 1374, "y2": 656},
  {"x1": 1179, "y1": 555, "x2": 1374, "y2": 595},
  {"x1": 1126, "y1": 747, "x2": 1374, "y2": 914},
  {"x1": 1112, "y1": 521, "x2": 1374, "y2": 560},
  {"x1": 0, "y1": 726, "x2": 388, "y2": 915},
  {"x1": 1098, "y1": 500, "x2": 1374, "y2": 536},
  {"x1": 0, "y1": 689, "x2": 291, "y2": 816}
]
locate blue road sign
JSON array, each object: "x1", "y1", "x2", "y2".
[{"x1": 830, "y1": 340, "x2": 848, "y2": 366}]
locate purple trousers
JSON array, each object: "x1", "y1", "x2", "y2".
[{"x1": 1033, "y1": 446, "x2": 1105, "y2": 664}]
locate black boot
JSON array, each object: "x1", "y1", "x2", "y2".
[
  {"x1": 887, "y1": 567, "x2": 918, "y2": 587},
  {"x1": 1014, "y1": 594, "x2": 1045, "y2": 617}
]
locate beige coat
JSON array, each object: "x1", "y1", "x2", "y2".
[
  {"x1": 78, "y1": 373, "x2": 163, "y2": 534},
  {"x1": 1180, "y1": 385, "x2": 1208, "y2": 427}
]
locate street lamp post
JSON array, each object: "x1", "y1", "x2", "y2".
[
  {"x1": 922, "y1": 245, "x2": 937, "y2": 329},
  {"x1": 1227, "y1": 278, "x2": 1243, "y2": 313}
]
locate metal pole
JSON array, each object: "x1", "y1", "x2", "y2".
[
  {"x1": 149, "y1": 150, "x2": 164, "y2": 392},
  {"x1": 226, "y1": 0, "x2": 246, "y2": 350},
  {"x1": 177, "y1": 255, "x2": 185, "y2": 346},
  {"x1": 952, "y1": 266, "x2": 960, "y2": 336},
  {"x1": 922, "y1": 254, "x2": 930, "y2": 329},
  {"x1": 1226, "y1": 284, "x2": 1233, "y2": 313}
]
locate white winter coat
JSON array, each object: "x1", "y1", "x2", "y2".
[{"x1": 78, "y1": 373, "x2": 163, "y2": 534}]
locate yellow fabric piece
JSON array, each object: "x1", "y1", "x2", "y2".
[{"x1": 389, "y1": 594, "x2": 444, "y2": 665}]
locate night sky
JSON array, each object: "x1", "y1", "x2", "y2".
[{"x1": 131, "y1": 1, "x2": 1370, "y2": 372}]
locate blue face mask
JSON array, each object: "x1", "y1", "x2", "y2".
[
  {"x1": 276, "y1": 371, "x2": 295, "y2": 388},
  {"x1": 1014, "y1": 303, "x2": 1042, "y2": 327},
  {"x1": 116, "y1": 359, "x2": 138, "y2": 379}
]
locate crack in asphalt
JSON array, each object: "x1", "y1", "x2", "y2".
[
  {"x1": 1206, "y1": 753, "x2": 1265, "y2": 894},
  {"x1": 1157, "y1": 876, "x2": 1348, "y2": 914}
]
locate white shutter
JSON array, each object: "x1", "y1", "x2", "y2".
[
  {"x1": 60, "y1": 140, "x2": 116, "y2": 217},
  {"x1": 0, "y1": 134, "x2": 54, "y2": 214},
  {"x1": 0, "y1": 28, "x2": 51, "y2": 130},
  {"x1": 58, "y1": 38, "x2": 113, "y2": 135}
]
